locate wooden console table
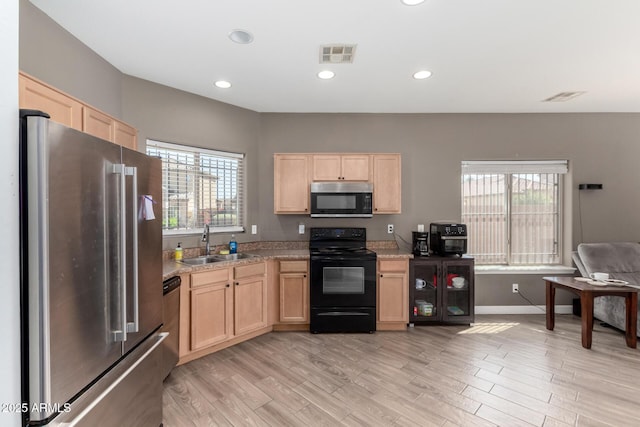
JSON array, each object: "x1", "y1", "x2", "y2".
[{"x1": 543, "y1": 276, "x2": 637, "y2": 349}]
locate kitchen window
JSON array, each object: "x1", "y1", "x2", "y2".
[
  {"x1": 146, "y1": 140, "x2": 244, "y2": 234},
  {"x1": 461, "y1": 160, "x2": 567, "y2": 266}
]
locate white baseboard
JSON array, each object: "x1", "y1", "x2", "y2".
[{"x1": 475, "y1": 305, "x2": 573, "y2": 315}]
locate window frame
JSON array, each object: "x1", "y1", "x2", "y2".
[
  {"x1": 146, "y1": 139, "x2": 245, "y2": 236},
  {"x1": 461, "y1": 160, "x2": 568, "y2": 267}
]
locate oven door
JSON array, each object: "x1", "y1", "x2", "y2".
[
  {"x1": 310, "y1": 257, "x2": 376, "y2": 308},
  {"x1": 441, "y1": 236, "x2": 467, "y2": 255}
]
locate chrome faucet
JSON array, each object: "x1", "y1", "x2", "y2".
[{"x1": 202, "y1": 224, "x2": 210, "y2": 255}]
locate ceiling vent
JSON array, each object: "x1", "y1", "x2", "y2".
[
  {"x1": 542, "y1": 91, "x2": 586, "y2": 102},
  {"x1": 320, "y1": 45, "x2": 357, "y2": 64}
]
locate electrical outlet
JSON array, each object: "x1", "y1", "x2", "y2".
[
  {"x1": 387, "y1": 224, "x2": 394, "y2": 234},
  {"x1": 251, "y1": 225, "x2": 257, "y2": 234},
  {"x1": 512, "y1": 283, "x2": 519, "y2": 293},
  {"x1": 298, "y1": 224, "x2": 305, "y2": 234}
]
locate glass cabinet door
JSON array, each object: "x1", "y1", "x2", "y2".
[
  {"x1": 442, "y1": 260, "x2": 474, "y2": 321},
  {"x1": 410, "y1": 260, "x2": 439, "y2": 322}
]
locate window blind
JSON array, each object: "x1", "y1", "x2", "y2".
[
  {"x1": 146, "y1": 139, "x2": 244, "y2": 234},
  {"x1": 461, "y1": 160, "x2": 568, "y2": 175}
]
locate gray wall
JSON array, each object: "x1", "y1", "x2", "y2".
[
  {"x1": 19, "y1": 0, "x2": 122, "y2": 118},
  {"x1": 2, "y1": 1, "x2": 21, "y2": 425},
  {"x1": 121, "y1": 75, "x2": 261, "y2": 250},
  {"x1": 258, "y1": 113, "x2": 640, "y2": 305},
  {"x1": 21, "y1": 2, "x2": 640, "y2": 308}
]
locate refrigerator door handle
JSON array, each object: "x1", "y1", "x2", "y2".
[
  {"x1": 125, "y1": 166, "x2": 139, "y2": 334},
  {"x1": 112, "y1": 164, "x2": 127, "y2": 342}
]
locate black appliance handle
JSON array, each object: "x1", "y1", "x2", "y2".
[{"x1": 163, "y1": 276, "x2": 182, "y2": 295}]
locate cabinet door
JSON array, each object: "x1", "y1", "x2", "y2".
[
  {"x1": 378, "y1": 271, "x2": 407, "y2": 322},
  {"x1": 312, "y1": 154, "x2": 370, "y2": 181},
  {"x1": 234, "y1": 275, "x2": 268, "y2": 336},
  {"x1": 83, "y1": 106, "x2": 115, "y2": 142},
  {"x1": 279, "y1": 272, "x2": 309, "y2": 322},
  {"x1": 114, "y1": 120, "x2": 138, "y2": 150},
  {"x1": 190, "y1": 281, "x2": 233, "y2": 350},
  {"x1": 372, "y1": 154, "x2": 401, "y2": 214},
  {"x1": 19, "y1": 73, "x2": 83, "y2": 131},
  {"x1": 341, "y1": 155, "x2": 370, "y2": 181},
  {"x1": 442, "y1": 259, "x2": 474, "y2": 323},
  {"x1": 274, "y1": 154, "x2": 310, "y2": 213},
  {"x1": 312, "y1": 155, "x2": 342, "y2": 181},
  {"x1": 409, "y1": 258, "x2": 441, "y2": 322}
]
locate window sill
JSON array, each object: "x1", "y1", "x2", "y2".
[
  {"x1": 475, "y1": 265, "x2": 576, "y2": 275},
  {"x1": 162, "y1": 226, "x2": 244, "y2": 236}
]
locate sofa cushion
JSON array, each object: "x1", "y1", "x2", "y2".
[{"x1": 577, "y1": 242, "x2": 640, "y2": 285}]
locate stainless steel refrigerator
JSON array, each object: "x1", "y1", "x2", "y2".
[{"x1": 19, "y1": 110, "x2": 166, "y2": 426}]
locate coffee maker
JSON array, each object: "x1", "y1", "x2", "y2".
[{"x1": 412, "y1": 231, "x2": 429, "y2": 256}]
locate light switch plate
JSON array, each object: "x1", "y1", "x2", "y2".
[
  {"x1": 251, "y1": 225, "x2": 257, "y2": 234},
  {"x1": 298, "y1": 224, "x2": 305, "y2": 234}
]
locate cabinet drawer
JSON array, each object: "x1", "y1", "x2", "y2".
[
  {"x1": 234, "y1": 262, "x2": 266, "y2": 280},
  {"x1": 191, "y1": 268, "x2": 230, "y2": 288},
  {"x1": 279, "y1": 260, "x2": 308, "y2": 273},
  {"x1": 378, "y1": 259, "x2": 407, "y2": 272}
]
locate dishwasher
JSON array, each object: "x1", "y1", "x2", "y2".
[{"x1": 161, "y1": 276, "x2": 181, "y2": 380}]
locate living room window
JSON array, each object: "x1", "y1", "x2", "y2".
[
  {"x1": 146, "y1": 139, "x2": 244, "y2": 235},
  {"x1": 461, "y1": 160, "x2": 567, "y2": 266}
]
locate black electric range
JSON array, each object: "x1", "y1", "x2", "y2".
[{"x1": 309, "y1": 228, "x2": 377, "y2": 333}]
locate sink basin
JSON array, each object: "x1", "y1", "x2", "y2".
[
  {"x1": 211, "y1": 253, "x2": 255, "y2": 261},
  {"x1": 180, "y1": 253, "x2": 256, "y2": 265}
]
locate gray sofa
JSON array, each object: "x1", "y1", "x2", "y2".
[{"x1": 574, "y1": 242, "x2": 640, "y2": 337}]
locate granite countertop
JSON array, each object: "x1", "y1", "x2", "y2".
[
  {"x1": 374, "y1": 249, "x2": 414, "y2": 259},
  {"x1": 162, "y1": 249, "x2": 310, "y2": 280},
  {"x1": 163, "y1": 248, "x2": 412, "y2": 280}
]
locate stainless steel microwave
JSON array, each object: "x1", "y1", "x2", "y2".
[{"x1": 310, "y1": 182, "x2": 373, "y2": 217}]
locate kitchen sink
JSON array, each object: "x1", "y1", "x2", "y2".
[{"x1": 180, "y1": 253, "x2": 256, "y2": 265}]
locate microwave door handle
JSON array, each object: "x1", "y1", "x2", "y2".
[
  {"x1": 125, "y1": 166, "x2": 139, "y2": 333},
  {"x1": 112, "y1": 164, "x2": 127, "y2": 342}
]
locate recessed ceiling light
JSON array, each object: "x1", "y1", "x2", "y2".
[
  {"x1": 228, "y1": 29, "x2": 253, "y2": 44},
  {"x1": 317, "y1": 70, "x2": 335, "y2": 80},
  {"x1": 413, "y1": 70, "x2": 432, "y2": 80},
  {"x1": 401, "y1": 0, "x2": 425, "y2": 5},
  {"x1": 214, "y1": 80, "x2": 232, "y2": 89}
]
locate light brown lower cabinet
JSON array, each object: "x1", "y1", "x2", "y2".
[
  {"x1": 190, "y1": 268, "x2": 233, "y2": 351},
  {"x1": 377, "y1": 259, "x2": 409, "y2": 330},
  {"x1": 233, "y1": 262, "x2": 268, "y2": 335},
  {"x1": 278, "y1": 260, "x2": 309, "y2": 323},
  {"x1": 186, "y1": 262, "x2": 268, "y2": 356}
]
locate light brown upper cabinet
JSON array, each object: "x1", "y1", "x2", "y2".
[
  {"x1": 19, "y1": 73, "x2": 83, "y2": 131},
  {"x1": 83, "y1": 106, "x2": 115, "y2": 142},
  {"x1": 312, "y1": 154, "x2": 370, "y2": 181},
  {"x1": 19, "y1": 71, "x2": 138, "y2": 150},
  {"x1": 372, "y1": 154, "x2": 402, "y2": 214},
  {"x1": 274, "y1": 154, "x2": 310, "y2": 214},
  {"x1": 114, "y1": 120, "x2": 138, "y2": 151},
  {"x1": 274, "y1": 152, "x2": 401, "y2": 215}
]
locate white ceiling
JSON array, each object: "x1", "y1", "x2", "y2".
[{"x1": 30, "y1": 0, "x2": 640, "y2": 113}]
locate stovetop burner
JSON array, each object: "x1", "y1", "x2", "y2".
[
  {"x1": 309, "y1": 227, "x2": 376, "y2": 260},
  {"x1": 311, "y1": 247, "x2": 376, "y2": 257}
]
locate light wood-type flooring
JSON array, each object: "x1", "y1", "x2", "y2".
[{"x1": 163, "y1": 314, "x2": 640, "y2": 426}]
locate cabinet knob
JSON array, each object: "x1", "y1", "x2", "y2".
[
  {"x1": 380, "y1": 274, "x2": 384, "y2": 278},
  {"x1": 303, "y1": 274, "x2": 306, "y2": 278},
  {"x1": 235, "y1": 282, "x2": 239, "y2": 286},
  {"x1": 226, "y1": 284, "x2": 230, "y2": 287}
]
